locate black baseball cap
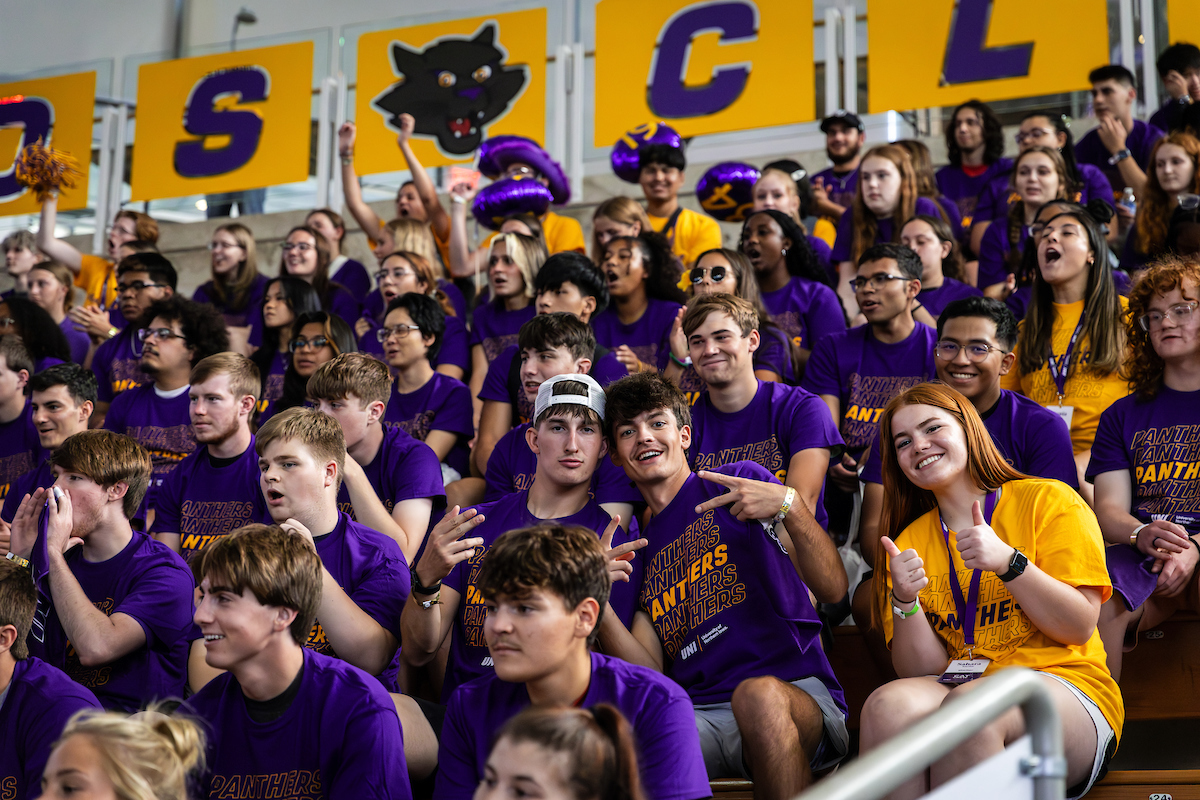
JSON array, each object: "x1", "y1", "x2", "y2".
[{"x1": 820, "y1": 110, "x2": 864, "y2": 133}]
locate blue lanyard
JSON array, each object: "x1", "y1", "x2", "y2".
[
  {"x1": 1047, "y1": 316, "x2": 1085, "y2": 402},
  {"x1": 939, "y1": 490, "x2": 998, "y2": 652}
]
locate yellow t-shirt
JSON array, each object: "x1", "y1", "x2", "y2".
[
  {"x1": 813, "y1": 217, "x2": 837, "y2": 249},
  {"x1": 1000, "y1": 298, "x2": 1131, "y2": 453},
  {"x1": 75, "y1": 254, "x2": 118, "y2": 310},
  {"x1": 883, "y1": 479, "x2": 1123, "y2": 742},
  {"x1": 650, "y1": 207, "x2": 722, "y2": 268},
  {"x1": 541, "y1": 210, "x2": 586, "y2": 255}
]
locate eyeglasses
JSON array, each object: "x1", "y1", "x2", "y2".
[
  {"x1": 1014, "y1": 127, "x2": 1053, "y2": 145},
  {"x1": 207, "y1": 241, "x2": 243, "y2": 251},
  {"x1": 374, "y1": 268, "x2": 415, "y2": 283},
  {"x1": 934, "y1": 341, "x2": 1007, "y2": 362},
  {"x1": 1178, "y1": 194, "x2": 1200, "y2": 211},
  {"x1": 503, "y1": 165, "x2": 536, "y2": 179},
  {"x1": 281, "y1": 242, "x2": 314, "y2": 253},
  {"x1": 1139, "y1": 302, "x2": 1197, "y2": 331},
  {"x1": 117, "y1": 281, "x2": 167, "y2": 293},
  {"x1": 290, "y1": 336, "x2": 330, "y2": 352},
  {"x1": 690, "y1": 265, "x2": 728, "y2": 284},
  {"x1": 849, "y1": 274, "x2": 910, "y2": 292},
  {"x1": 377, "y1": 324, "x2": 422, "y2": 342},
  {"x1": 138, "y1": 327, "x2": 187, "y2": 343}
]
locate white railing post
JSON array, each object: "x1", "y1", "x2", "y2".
[
  {"x1": 106, "y1": 103, "x2": 128, "y2": 225},
  {"x1": 1139, "y1": 0, "x2": 1158, "y2": 114},
  {"x1": 91, "y1": 107, "x2": 118, "y2": 255},
  {"x1": 329, "y1": 73, "x2": 347, "y2": 214},
  {"x1": 568, "y1": 41, "x2": 585, "y2": 201},
  {"x1": 552, "y1": 44, "x2": 570, "y2": 175},
  {"x1": 824, "y1": 7, "x2": 842, "y2": 116},
  {"x1": 841, "y1": 1, "x2": 857, "y2": 114},
  {"x1": 315, "y1": 76, "x2": 336, "y2": 209}
]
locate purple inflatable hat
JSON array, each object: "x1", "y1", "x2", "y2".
[
  {"x1": 472, "y1": 176, "x2": 554, "y2": 231},
  {"x1": 610, "y1": 122, "x2": 684, "y2": 184},
  {"x1": 476, "y1": 135, "x2": 570, "y2": 205},
  {"x1": 696, "y1": 162, "x2": 761, "y2": 222}
]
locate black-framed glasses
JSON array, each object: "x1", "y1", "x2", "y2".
[
  {"x1": 374, "y1": 267, "x2": 415, "y2": 283},
  {"x1": 690, "y1": 265, "x2": 728, "y2": 284},
  {"x1": 934, "y1": 341, "x2": 1007, "y2": 362},
  {"x1": 377, "y1": 324, "x2": 422, "y2": 342},
  {"x1": 290, "y1": 336, "x2": 330, "y2": 352},
  {"x1": 117, "y1": 281, "x2": 167, "y2": 293},
  {"x1": 1014, "y1": 127, "x2": 1053, "y2": 145},
  {"x1": 138, "y1": 327, "x2": 187, "y2": 343},
  {"x1": 1139, "y1": 302, "x2": 1197, "y2": 331},
  {"x1": 850, "y1": 274, "x2": 910, "y2": 292},
  {"x1": 281, "y1": 242, "x2": 314, "y2": 252}
]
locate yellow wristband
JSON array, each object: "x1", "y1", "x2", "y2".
[{"x1": 774, "y1": 486, "x2": 796, "y2": 523}]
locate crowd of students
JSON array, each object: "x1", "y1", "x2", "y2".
[{"x1": 0, "y1": 47, "x2": 1198, "y2": 800}]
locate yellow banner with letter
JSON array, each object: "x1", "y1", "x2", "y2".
[
  {"x1": 868, "y1": 0, "x2": 1108, "y2": 113},
  {"x1": 354, "y1": 8, "x2": 547, "y2": 173},
  {"x1": 130, "y1": 42, "x2": 313, "y2": 201},
  {"x1": 594, "y1": 0, "x2": 812, "y2": 145},
  {"x1": 1168, "y1": 0, "x2": 1200, "y2": 51},
  {"x1": 0, "y1": 71, "x2": 95, "y2": 217}
]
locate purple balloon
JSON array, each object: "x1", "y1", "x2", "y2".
[
  {"x1": 476, "y1": 135, "x2": 570, "y2": 204},
  {"x1": 610, "y1": 122, "x2": 683, "y2": 183},
  {"x1": 696, "y1": 162, "x2": 760, "y2": 222},
  {"x1": 472, "y1": 176, "x2": 554, "y2": 231}
]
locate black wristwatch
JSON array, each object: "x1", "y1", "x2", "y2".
[
  {"x1": 410, "y1": 565, "x2": 443, "y2": 596},
  {"x1": 998, "y1": 549, "x2": 1028, "y2": 582}
]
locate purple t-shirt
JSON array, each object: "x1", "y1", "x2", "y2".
[
  {"x1": 470, "y1": 301, "x2": 536, "y2": 361},
  {"x1": 308, "y1": 513, "x2": 410, "y2": 676},
  {"x1": 437, "y1": 652, "x2": 711, "y2": 800},
  {"x1": 336, "y1": 426, "x2": 445, "y2": 521},
  {"x1": 809, "y1": 235, "x2": 835, "y2": 284},
  {"x1": 383, "y1": 372, "x2": 473, "y2": 477},
  {"x1": 193, "y1": 273, "x2": 269, "y2": 330},
  {"x1": 256, "y1": 350, "x2": 289, "y2": 426},
  {"x1": 861, "y1": 389, "x2": 1078, "y2": 487},
  {"x1": 442, "y1": 490, "x2": 637, "y2": 701},
  {"x1": 973, "y1": 163, "x2": 1115, "y2": 226},
  {"x1": 1, "y1": 459, "x2": 53, "y2": 523},
  {"x1": 483, "y1": 422, "x2": 643, "y2": 508},
  {"x1": 324, "y1": 283, "x2": 361, "y2": 327},
  {"x1": 104, "y1": 384, "x2": 196, "y2": 512},
  {"x1": 831, "y1": 196, "x2": 943, "y2": 263},
  {"x1": 760, "y1": 275, "x2": 847, "y2": 353},
  {"x1": 801, "y1": 323, "x2": 939, "y2": 452},
  {"x1": 1006, "y1": 285, "x2": 1033, "y2": 321},
  {"x1": 590, "y1": 298, "x2": 683, "y2": 371},
  {"x1": 640, "y1": 462, "x2": 846, "y2": 707},
  {"x1": 28, "y1": 529, "x2": 196, "y2": 712},
  {"x1": 1075, "y1": 120, "x2": 1165, "y2": 195},
  {"x1": 1086, "y1": 387, "x2": 1200, "y2": 534},
  {"x1": 357, "y1": 298, "x2": 471, "y2": 375},
  {"x1": 479, "y1": 343, "x2": 630, "y2": 423},
  {"x1": 59, "y1": 317, "x2": 91, "y2": 364},
  {"x1": 0, "y1": 404, "x2": 42, "y2": 507},
  {"x1": 90, "y1": 324, "x2": 146, "y2": 404},
  {"x1": 976, "y1": 220, "x2": 1028, "y2": 289},
  {"x1": 689, "y1": 381, "x2": 844, "y2": 529},
  {"x1": 917, "y1": 277, "x2": 982, "y2": 319},
  {"x1": 934, "y1": 159, "x2": 1014, "y2": 224},
  {"x1": 149, "y1": 440, "x2": 270, "y2": 561},
  {"x1": 186, "y1": 649, "x2": 411, "y2": 800},
  {"x1": 329, "y1": 257, "x2": 371, "y2": 300},
  {"x1": 1149, "y1": 98, "x2": 1188, "y2": 134},
  {"x1": 0, "y1": 656, "x2": 102, "y2": 800},
  {"x1": 813, "y1": 166, "x2": 859, "y2": 212}
]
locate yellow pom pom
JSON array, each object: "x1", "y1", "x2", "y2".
[{"x1": 14, "y1": 138, "x2": 83, "y2": 202}]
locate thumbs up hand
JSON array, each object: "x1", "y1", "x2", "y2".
[
  {"x1": 955, "y1": 500, "x2": 1015, "y2": 574},
  {"x1": 881, "y1": 535, "x2": 928, "y2": 602}
]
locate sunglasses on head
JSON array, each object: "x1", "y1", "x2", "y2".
[{"x1": 689, "y1": 265, "x2": 728, "y2": 284}]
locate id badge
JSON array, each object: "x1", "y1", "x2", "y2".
[
  {"x1": 938, "y1": 658, "x2": 991, "y2": 685},
  {"x1": 1052, "y1": 405, "x2": 1074, "y2": 429}
]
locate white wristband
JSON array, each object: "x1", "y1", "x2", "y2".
[
  {"x1": 774, "y1": 486, "x2": 796, "y2": 523},
  {"x1": 1130, "y1": 522, "x2": 1149, "y2": 547}
]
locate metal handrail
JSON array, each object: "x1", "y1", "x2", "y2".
[{"x1": 799, "y1": 668, "x2": 1067, "y2": 800}]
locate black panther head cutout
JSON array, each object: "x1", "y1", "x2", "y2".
[{"x1": 372, "y1": 23, "x2": 528, "y2": 156}]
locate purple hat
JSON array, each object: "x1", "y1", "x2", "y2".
[
  {"x1": 696, "y1": 162, "x2": 760, "y2": 222},
  {"x1": 476, "y1": 135, "x2": 570, "y2": 205},
  {"x1": 610, "y1": 122, "x2": 683, "y2": 184},
  {"x1": 472, "y1": 176, "x2": 554, "y2": 231}
]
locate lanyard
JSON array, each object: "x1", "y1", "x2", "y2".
[
  {"x1": 1046, "y1": 315, "x2": 1085, "y2": 403},
  {"x1": 939, "y1": 490, "x2": 997, "y2": 657}
]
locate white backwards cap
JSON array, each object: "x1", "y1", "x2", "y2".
[{"x1": 534, "y1": 374, "x2": 606, "y2": 421}]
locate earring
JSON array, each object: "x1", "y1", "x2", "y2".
[{"x1": 781, "y1": 248, "x2": 788, "y2": 256}]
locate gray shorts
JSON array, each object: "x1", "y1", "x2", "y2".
[
  {"x1": 693, "y1": 676, "x2": 849, "y2": 779},
  {"x1": 1042, "y1": 673, "x2": 1116, "y2": 800}
]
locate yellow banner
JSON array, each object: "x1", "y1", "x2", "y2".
[
  {"x1": 868, "y1": 0, "x2": 1108, "y2": 112},
  {"x1": 130, "y1": 42, "x2": 313, "y2": 201},
  {"x1": 594, "y1": 0, "x2": 812, "y2": 145},
  {"x1": 1168, "y1": 0, "x2": 1200, "y2": 48},
  {"x1": 354, "y1": 9, "x2": 547, "y2": 173},
  {"x1": 0, "y1": 71, "x2": 95, "y2": 217}
]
